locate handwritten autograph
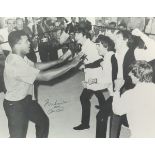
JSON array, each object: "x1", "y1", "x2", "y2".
[{"x1": 44, "y1": 99, "x2": 68, "y2": 115}]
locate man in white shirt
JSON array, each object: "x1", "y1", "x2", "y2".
[
  {"x1": 95, "y1": 35, "x2": 118, "y2": 138},
  {"x1": 73, "y1": 28, "x2": 105, "y2": 130},
  {"x1": 112, "y1": 60, "x2": 155, "y2": 137},
  {"x1": 115, "y1": 30, "x2": 130, "y2": 80},
  {"x1": 3, "y1": 30, "x2": 80, "y2": 138},
  {"x1": 110, "y1": 30, "x2": 132, "y2": 138}
]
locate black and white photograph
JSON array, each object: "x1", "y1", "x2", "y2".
[
  {"x1": 0, "y1": 17, "x2": 155, "y2": 138},
  {"x1": 1, "y1": 0, "x2": 155, "y2": 154}
]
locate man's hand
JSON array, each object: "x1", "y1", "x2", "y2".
[
  {"x1": 77, "y1": 52, "x2": 88, "y2": 61},
  {"x1": 132, "y1": 28, "x2": 143, "y2": 37},
  {"x1": 82, "y1": 81, "x2": 87, "y2": 88},
  {"x1": 69, "y1": 56, "x2": 81, "y2": 68},
  {"x1": 114, "y1": 78, "x2": 125, "y2": 91},
  {"x1": 79, "y1": 64, "x2": 85, "y2": 70}
]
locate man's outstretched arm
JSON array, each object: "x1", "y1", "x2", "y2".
[
  {"x1": 34, "y1": 55, "x2": 72, "y2": 71},
  {"x1": 36, "y1": 57, "x2": 80, "y2": 81}
]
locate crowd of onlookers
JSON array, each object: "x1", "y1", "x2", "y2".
[
  {"x1": 0, "y1": 17, "x2": 92, "y2": 63},
  {"x1": 0, "y1": 17, "x2": 155, "y2": 64}
]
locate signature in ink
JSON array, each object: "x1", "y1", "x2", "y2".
[{"x1": 43, "y1": 99, "x2": 68, "y2": 115}]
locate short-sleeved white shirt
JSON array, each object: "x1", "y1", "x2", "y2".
[
  {"x1": 113, "y1": 83, "x2": 155, "y2": 137},
  {"x1": 4, "y1": 54, "x2": 40, "y2": 101}
]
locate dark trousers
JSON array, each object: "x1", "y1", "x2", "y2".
[
  {"x1": 110, "y1": 114, "x2": 129, "y2": 138},
  {"x1": 96, "y1": 96, "x2": 113, "y2": 138},
  {"x1": 109, "y1": 84, "x2": 130, "y2": 138},
  {"x1": 3, "y1": 96, "x2": 49, "y2": 138},
  {"x1": 80, "y1": 88, "x2": 105, "y2": 126}
]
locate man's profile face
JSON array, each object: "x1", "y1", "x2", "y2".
[
  {"x1": 18, "y1": 35, "x2": 30, "y2": 54},
  {"x1": 75, "y1": 32, "x2": 83, "y2": 44},
  {"x1": 96, "y1": 42, "x2": 108, "y2": 56},
  {"x1": 128, "y1": 71, "x2": 139, "y2": 84}
]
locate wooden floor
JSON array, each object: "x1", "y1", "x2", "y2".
[{"x1": 0, "y1": 71, "x2": 130, "y2": 138}]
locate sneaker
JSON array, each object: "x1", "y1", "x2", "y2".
[{"x1": 73, "y1": 124, "x2": 90, "y2": 130}]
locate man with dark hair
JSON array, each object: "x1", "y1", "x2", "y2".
[
  {"x1": 95, "y1": 35, "x2": 118, "y2": 138},
  {"x1": 110, "y1": 29, "x2": 155, "y2": 137},
  {"x1": 3, "y1": 30, "x2": 80, "y2": 138},
  {"x1": 110, "y1": 30, "x2": 132, "y2": 138},
  {"x1": 14, "y1": 18, "x2": 37, "y2": 62},
  {"x1": 115, "y1": 30, "x2": 132, "y2": 82},
  {"x1": 96, "y1": 35, "x2": 116, "y2": 52},
  {"x1": 112, "y1": 60, "x2": 155, "y2": 137},
  {"x1": 73, "y1": 28, "x2": 105, "y2": 130}
]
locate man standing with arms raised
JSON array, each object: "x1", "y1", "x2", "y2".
[{"x1": 3, "y1": 30, "x2": 80, "y2": 138}]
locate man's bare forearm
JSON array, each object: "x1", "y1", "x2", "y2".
[
  {"x1": 139, "y1": 31, "x2": 155, "y2": 49},
  {"x1": 36, "y1": 62, "x2": 73, "y2": 81},
  {"x1": 35, "y1": 60, "x2": 61, "y2": 70}
]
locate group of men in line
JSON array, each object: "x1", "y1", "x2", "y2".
[{"x1": 73, "y1": 27, "x2": 155, "y2": 138}]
